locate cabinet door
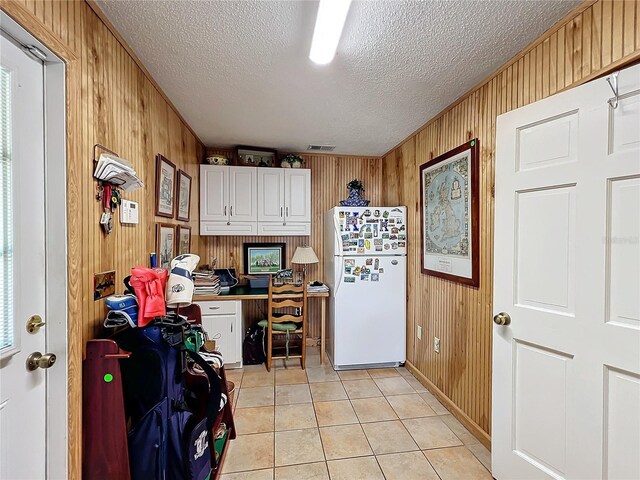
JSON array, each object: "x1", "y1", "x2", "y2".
[
  {"x1": 285, "y1": 169, "x2": 311, "y2": 222},
  {"x1": 202, "y1": 314, "x2": 238, "y2": 364},
  {"x1": 200, "y1": 165, "x2": 229, "y2": 222},
  {"x1": 229, "y1": 167, "x2": 257, "y2": 222},
  {"x1": 257, "y1": 168, "x2": 285, "y2": 222}
]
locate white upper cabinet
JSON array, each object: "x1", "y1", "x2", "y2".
[
  {"x1": 200, "y1": 165, "x2": 257, "y2": 235},
  {"x1": 229, "y1": 167, "x2": 257, "y2": 222},
  {"x1": 200, "y1": 165, "x2": 228, "y2": 222},
  {"x1": 201, "y1": 165, "x2": 310, "y2": 236},
  {"x1": 285, "y1": 169, "x2": 311, "y2": 223},
  {"x1": 257, "y1": 167, "x2": 311, "y2": 235},
  {"x1": 257, "y1": 168, "x2": 285, "y2": 222}
]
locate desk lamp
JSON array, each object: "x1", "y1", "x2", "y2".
[{"x1": 291, "y1": 246, "x2": 319, "y2": 284}]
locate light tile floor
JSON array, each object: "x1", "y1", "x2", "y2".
[{"x1": 222, "y1": 347, "x2": 492, "y2": 480}]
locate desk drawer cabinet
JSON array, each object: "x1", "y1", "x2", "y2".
[{"x1": 196, "y1": 300, "x2": 243, "y2": 367}]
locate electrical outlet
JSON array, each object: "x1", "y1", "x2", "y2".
[
  {"x1": 417, "y1": 325, "x2": 422, "y2": 340},
  {"x1": 434, "y1": 336, "x2": 440, "y2": 353}
]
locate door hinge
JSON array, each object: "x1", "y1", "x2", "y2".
[{"x1": 25, "y1": 45, "x2": 47, "y2": 62}]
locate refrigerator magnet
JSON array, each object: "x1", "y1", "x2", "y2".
[
  {"x1": 374, "y1": 209, "x2": 381, "y2": 217},
  {"x1": 345, "y1": 259, "x2": 355, "y2": 267},
  {"x1": 374, "y1": 258, "x2": 379, "y2": 269},
  {"x1": 366, "y1": 258, "x2": 373, "y2": 265},
  {"x1": 365, "y1": 232, "x2": 372, "y2": 239},
  {"x1": 365, "y1": 240, "x2": 371, "y2": 249},
  {"x1": 378, "y1": 268, "x2": 384, "y2": 273},
  {"x1": 358, "y1": 239, "x2": 364, "y2": 247},
  {"x1": 383, "y1": 210, "x2": 389, "y2": 218},
  {"x1": 381, "y1": 220, "x2": 389, "y2": 231},
  {"x1": 382, "y1": 233, "x2": 390, "y2": 239},
  {"x1": 399, "y1": 242, "x2": 406, "y2": 247},
  {"x1": 363, "y1": 267, "x2": 371, "y2": 274},
  {"x1": 374, "y1": 239, "x2": 383, "y2": 245},
  {"x1": 376, "y1": 246, "x2": 383, "y2": 251},
  {"x1": 361, "y1": 274, "x2": 369, "y2": 281},
  {"x1": 392, "y1": 243, "x2": 398, "y2": 250},
  {"x1": 345, "y1": 267, "x2": 352, "y2": 274},
  {"x1": 357, "y1": 247, "x2": 365, "y2": 253},
  {"x1": 345, "y1": 276, "x2": 356, "y2": 283},
  {"x1": 354, "y1": 266, "x2": 362, "y2": 275},
  {"x1": 363, "y1": 209, "x2": 371, "y2": 217},
  {"x1": 339, "y1": 211, "x2": 345, "y2": 218},
  {"x1": 371, "y1": 274, "x2": 379, "y2": 282},
  {"x1": 384, "y1": 244, "x2": 390, "y2": 250}
]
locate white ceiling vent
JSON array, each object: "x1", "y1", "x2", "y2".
[{"x1": 307, "y1": 144, "x2": 336, "y2": 152}]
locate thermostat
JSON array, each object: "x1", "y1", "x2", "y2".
[{"x1": 120, "y1": 199, "x2": 139, "y2": 224}]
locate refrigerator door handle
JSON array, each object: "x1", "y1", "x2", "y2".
[{"x1": 335, "y1": 257, "x2": 344, "y2": 297}]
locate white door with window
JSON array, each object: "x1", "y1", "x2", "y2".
[
  {"x1": 0, "y1": 34, "x2": 48, "y2": 479},
  {"x1": 493, "y1": 64, "x2": 640, "y2": 479}
]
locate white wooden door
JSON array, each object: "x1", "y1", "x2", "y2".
[
  {"x1": 0, "y1": 34, "x2": 47, "y2": 479},
  {"x1": 229, "y1": 166, "x2": 257, "y2": 222},
  {"x1": 257, "y1": 167, "x2": 285, "y2": 222},
  {"x1": 200, "y1": 165, "x2": 229, "y2": 222},
  {"x1": 284, "y1": 169, "x2": 311, "y2": 223},
  {"x1": 493, "y1": 63, "x2": 640, "y2": 480}
]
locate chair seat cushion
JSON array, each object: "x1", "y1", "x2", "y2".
[{"x1": 257, "y1": 319, "x2": 299, "y2": 332}]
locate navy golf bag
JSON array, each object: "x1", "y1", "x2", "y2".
[{"x1": 116, "y1": 319, "x2": 222, "y2": 480}]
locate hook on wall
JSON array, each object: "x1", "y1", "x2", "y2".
[{"x1": 606, "y1": 72, "x2": 619, "y2": 109}]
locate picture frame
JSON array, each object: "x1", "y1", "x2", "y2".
[
  {"x1": 155, "y1": 154, "x2": 176, "y2": 218},
  {"x1": 156, "y1": 223, "x2": 176, "y2": 269},
  {"x1": 420, "y1": 138, "x2": 480, "y2": 287},
  {"x1": 176, "y1": 225, "x2": 192, "y2": 256},
  {"x1": 176, "y1": 169, "x2": 192, "y2": 222},
  {"x1": 236, "y1": 145, "x2": 277, "y2": 167},
  {"x1": 243, "y1": 242, "x2": 287, "y2": 275}
]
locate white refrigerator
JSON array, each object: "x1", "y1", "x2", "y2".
[{"x1": 324, "y1": 206, "x2": 407, "y2": 369}]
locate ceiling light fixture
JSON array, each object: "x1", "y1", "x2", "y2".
[{"x1": 309, "y1": 0, "x2": 352, "y2": 65}]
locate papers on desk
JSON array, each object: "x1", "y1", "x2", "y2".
[
  {"x1": 94, "y1": 153, "x2": 144, "y2": 192},
  {"x1": 307, "y1": 283, "x2": 329, "y2": 294},
  {"x1": 193, "y1": 271, "x2": 221, "y2": 295}
]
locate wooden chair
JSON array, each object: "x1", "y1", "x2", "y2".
[{"x1": 259, "y1": 278, "x2": 308, "y2": 372}]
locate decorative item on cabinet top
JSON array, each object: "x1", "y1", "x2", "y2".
[
  {"x1": 205, "y1": 154, "x2": 230, "y2": 166},
  {"x1": 280, "y1": 154, "x2": 304, "y2": 168},
  {"x1": 339, "y1": 178, "x2": 370, "y2": 207},
  {"x1": 237, "y1": 145, "x2": 277, "y2": 167}
]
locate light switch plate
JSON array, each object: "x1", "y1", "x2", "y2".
[
  {"x1": 417, "y1": 325, "x2": 422, "y2": 340},
  {"x1": 434, "y1": 336, "x2": 440, "y2": 353}
]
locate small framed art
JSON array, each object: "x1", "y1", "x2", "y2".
[
  {"x1": 243, "y1": 242, "x2": 286, "y2": 275},
  {"x1": 176, "y1": 225, "x2": 192, "y2": 255},
  {"x1": 155, "y1": 154, "x2": 177, "y2": 217},
  {"x1": 156, "y1": 223, "x2": 176, "y2": 269},
  {"x1": 176, "y1": 170, "x2": 192, "y2": 222},
  {"x1": 420, "y1": 138, "x2": 480, "y2": 287},
  {"x1": 236, "y1": 146, "x2": 277, "y2": 167}
]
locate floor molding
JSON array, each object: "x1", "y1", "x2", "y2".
[{"x1": 405, "y1": 360, "x2": 492, "y2": 450}]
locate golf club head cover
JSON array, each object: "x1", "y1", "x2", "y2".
[
  {"x1": 129, "y1": 266, "x2": 168, "y2": 326},
  {"x1": 166, "y1": 254, "x2": 200, "y2": 308}
]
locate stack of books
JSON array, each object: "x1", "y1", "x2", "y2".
[{"x1": 193, "y1": 271, "x2": 221, "y2": 295}]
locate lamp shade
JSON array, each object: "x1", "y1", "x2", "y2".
[{"x1": 291, "y1": 246, "x2": 319, "y2": 265}]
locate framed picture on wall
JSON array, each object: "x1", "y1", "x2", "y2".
[
  {"x1": 243, "y1": 242, "x2": 286, "y2": 275},
  {"x1": 156, "y1": 223, "x2": 176, "y2": 269},
  {"x1": 155, "y1": 154, "x2": 176, "y2": 217},
  {"x1": 176, "y1": 225, "x2": 192, "y2": 255},
  {"x1": 420, "y1": 138, "x2": 480, "y2": 287},
  {"x1": 176, "y1": 170, "x2": 192, "y2": 222}
]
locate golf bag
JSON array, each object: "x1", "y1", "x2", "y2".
[{"x1": 116, "y1": 319, "x2": 222, "y2": 480}]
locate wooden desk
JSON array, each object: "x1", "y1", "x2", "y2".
[{"x1": 194, "y1": 286, "x2": 330, "y2": 365}]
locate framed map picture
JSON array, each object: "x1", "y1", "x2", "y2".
[
  {"x1": 176, "y1": 225, "x2": 191, "y2": 255},
  {"x1": 420, "y1": 138, "x2": 479, "y2": 287},
  {"x1": 156, "y1": 223, "x2": 175, "y2": 269},
  {"x1": 176, "y1": 170, "x2": 192, "y2": 222},
  {"x1": 155, "y1": 154, "x2": 176, "y2": 218}
]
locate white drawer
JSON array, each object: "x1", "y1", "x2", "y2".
[{"x1": 195, "y1": 300, "x2": 237, "y2": 315}]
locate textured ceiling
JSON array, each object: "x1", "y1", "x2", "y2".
[{"x1": 97, "y1": 0, "x2": 580, "y2": 156}]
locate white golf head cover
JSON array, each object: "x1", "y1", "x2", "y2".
[{"x1": 166, "y1": 254, "x2": 200, "y2": 308}]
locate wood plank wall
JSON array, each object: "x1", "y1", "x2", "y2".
[
  {"x1": 201, "y1": 148, "x2": 383, "y2": 339},
  {"x1": 1, "y1": 1, "x2": 204, "y2": 477},
  {"x1": 382, "y1": 0, "x2": 640, "y2": 442}
]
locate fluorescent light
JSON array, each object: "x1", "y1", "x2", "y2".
[{"x1": 309, "y1": 0, "x2": 352, "y2": 65}]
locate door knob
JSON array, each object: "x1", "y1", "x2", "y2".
[
  {"x1": 493, "y1": 312, "x2": 511, "y2": 326},
  {"x1": 26, "y1": 352, "x2": 57, "y2": 371},
  {"x1": 26, "y1": 315, "x2": 45, "y2": 334}
]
